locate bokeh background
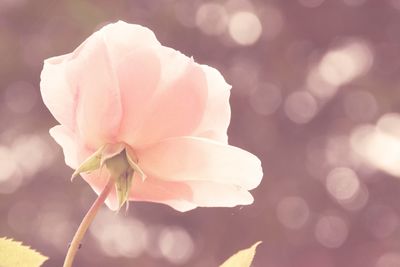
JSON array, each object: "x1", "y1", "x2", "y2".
[{"x1": 1, "y1": 0, "x2": 400, "y2": 266}]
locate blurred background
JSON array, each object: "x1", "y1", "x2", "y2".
[{"x1": 1, "y1": 0, "x2": 400, "y2": 266}]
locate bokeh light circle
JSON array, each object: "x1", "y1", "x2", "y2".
[{"x1": 228, "y1": 11, "x2": 262, "y2": 45}]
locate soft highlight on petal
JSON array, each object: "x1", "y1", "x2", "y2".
[
  {"x1": 185, "y1": 180, "x2": 254, "y2": 208},
  {"x1": 137, "y1": 136, "x2": 263, "y2": 190},
  {"x1": 49, "y1": 125, "x2": 79, "y2": 169},
  {"x1": 131, "y1": 55, "x2": 208, "y2": 146},
  {"x1": 194, "y1": 64, "x2": 232, "y2": 143},
  {"x1": 41, "y1": 55, "x2": 78, "y2": 131},
  {"x1": 128, "y1": 174, "x2": 254, "y2": 212},
  {"x1": 100, "y1": 20, "x2": 161, "y2": 63},
  {"x1": 128, "y1": 173, "x2": 193, "y2": 210},
  {"x1": 116, "y1": 47, "x2": 161, "y2": 145},
  {"x1": 67, "y1": 31, "x2": 122, "y2": 148}
]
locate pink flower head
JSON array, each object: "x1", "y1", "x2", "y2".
[{"x1": 40, "y1": 21, "x2": 263, "y2": 212}]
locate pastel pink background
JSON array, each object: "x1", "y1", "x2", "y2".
[{"x1": 1, "y1": 1, "x2": 400, "y2": 267}]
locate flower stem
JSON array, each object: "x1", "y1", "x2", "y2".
[{"x1": 63, "y1": 178, "x2": 114, "y2": 267}]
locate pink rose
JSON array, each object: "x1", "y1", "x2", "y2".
[{"x1": 40, "y1": 21, "x2": 263, "y2": 212}]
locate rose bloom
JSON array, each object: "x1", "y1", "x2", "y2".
[{"x1": 40, "y1": 21, "x2": 263, "y2": 212}]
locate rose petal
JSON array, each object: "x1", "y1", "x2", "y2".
[
  {"x1": 185, "y1": 180, "x2": 254, "y2": 208},
  {"x1": 136, "y1": 136, "x2": 263, "y2": 190},
  {"x1": 85, "y1": 170, "x2": 255, "y2": 212},
  {"x1": 158, "y1": 200, "x2": 197, "y2": 212},
  {"x1": 116, "y1": 48, "x2": 161, "y2": 145},
  {"x1": 41, "y1": 54, "x2": 77, "y2": 130},
  {"x1": 49, "y1": 125, "x2": 79, "y2": 169},
  {"x1": 100, "y1": 21, "x2": 161, "y2": 63},
  {"x1": 67, "y1": 31, "x2": 122, "y2": 149},
  {"x1": 128, "y1": 173, "x2": 254, "y2": 212},
  {"x1": 129, "y1": 173, "x2": 192, "y2": 207},
  {"x1": 131, "y1": 52, "x2": 208, "y2": 146},
  {"x1": 194, "y1": 64, "x2": 232, "y2": 143},
  {"x1": 83, "y1": 170, "x2": 191, "y2": 212}
]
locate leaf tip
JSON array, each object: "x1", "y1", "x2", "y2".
[{"x1": 219, "y1": 241, "x2": 263, "y2": 267}]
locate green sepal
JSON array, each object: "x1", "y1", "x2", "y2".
[
  {"x1": 71, "y1": 145, "x2": 104, "y2": 181},
  {"x1": 100, "y1": 143, "x2": 125, "y2": 167},
  {"x1": 105, "y1": 151, "x2": 133, "y2": 211},
  {"x1": 126, "y1": 148, "x2": 147, "y2": 181},
  {"x1": 71, "y1": 143, "x2": 143, "y2": 211},
  {"x1": 114, "y1": 169, "x2": 134, "y2": 211}
]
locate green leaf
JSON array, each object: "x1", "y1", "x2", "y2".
[
  {"x1": 0, "y1": 237, "x2": 48, "y2": 267},
  {"x1": 71, "y1": 145, "x2": 104, "y2": 181},
  {"x1": 219, "y1": 241, "x2": 262, "y2": 267}
]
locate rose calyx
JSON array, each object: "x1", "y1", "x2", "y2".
[{"x1": 71, "y1": 143, "x2": 146, "y2": 210}]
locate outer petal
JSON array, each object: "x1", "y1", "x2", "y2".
[
  {"x1": 49, "y1": 125, "x2": 79, "y2": 169},
  {"x1": 130, "y1": 49, "x2": 208, "y2": 147},
  {"x1": 100, "y1": 20, "x2": 161, "y2": 64},
  {"x1": 183, "y1": 180, "x2": 253, "y2": 208},
  {"x1": 116, "y1": 47, "x2": 161, "y2": 144},
  {"x1": 129, "y1": 173, "x2": 195, "y2": 211},
  {"x1": 136, "y1": 137, "x2": 263, "y2": 190},
  {"x1": 82, "y1": 171, "x2": 254, "y2": 212},
  {"x1": 41, "y1": 54, "x2": 77, "y2": 130},
  {"x1": 128, "y1": 173, "x2": 254, "y2": 212},
  {"x1": 41, "y1": 21, "x2": 160, "y2": 143},
  {"x1": 66, "y1": 30, "x2": 122, "y2": 149},
  {"x1": 82, "y1": 170, "x2": 191, "y2": 212},
  {"x1": 194, "y1": 65, "x2": 232, "y2": 143}
]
